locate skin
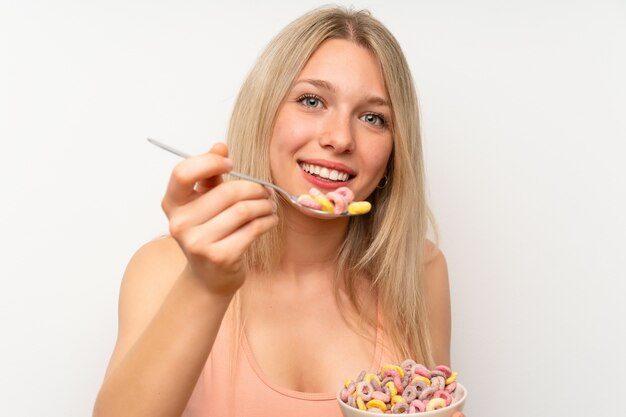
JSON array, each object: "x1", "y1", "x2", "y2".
[
  {"x1": 269, "y1": 39, "x2": 392, "y2": 201},
  {"x1": 93, "y1": 39, "x2": 455, "y2": 417}
]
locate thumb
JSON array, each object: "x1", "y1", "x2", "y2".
[
  {"x1": 194, "y1": 142, "x2": 230, "y2": 193},
  {"x1": 210, "y1": 142, "x2": 229, "y2": 158}
]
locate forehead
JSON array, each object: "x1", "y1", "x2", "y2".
[{"x1": 296, "y1": 38, "x2": 388, "y2": 100}]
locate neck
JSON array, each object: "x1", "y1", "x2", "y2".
[{"x1": 276, "y1": 204, "x2": 349, "y2": 279}]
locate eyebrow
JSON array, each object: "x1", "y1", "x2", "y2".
[
  {"x1": 295, "y1": 78, "x2": 337, "y2": 92},
  {"x1": 364, "y1": 95, "x2": 389, "y2": 107},
  {"x1": 294, "y1": 78, "x2": 390, "y2": 107}
]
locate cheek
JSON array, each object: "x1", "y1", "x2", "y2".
[
  {"x1": 269, "y1": 109, "x2": 306, "y2": 178},
  {"x1": 358, "y1": 140, "x2": 392, "y2": 198},
  {"x1": 269, "y1": 113, "x2": 290, "y2": 163},
  {"x1": 370, "y1": 139, "x2": 393, "y2": 175},
  {"x1": 271, "y1": 108, "x2": 317, "y2": 156}
]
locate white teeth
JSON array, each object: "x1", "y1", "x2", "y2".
[{"x1": 299, "y1": 162, "x2": 350, "y2": 182}]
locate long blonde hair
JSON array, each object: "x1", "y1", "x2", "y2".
[{"x1": 227, "y1": 6, "x2": 436, "y2": 367}]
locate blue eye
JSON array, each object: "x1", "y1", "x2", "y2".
[
  {"x1": 298, "y1": 94, "x2": 324, "y2": 108},
  {"x1": 361, "y1": 113, "x2": 387, "y2": 127}
]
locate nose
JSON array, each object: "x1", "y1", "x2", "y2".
[{"x1": 318, "y1": 113, "x2": 355, "y2": 153}]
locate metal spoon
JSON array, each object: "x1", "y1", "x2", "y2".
[{"x1": 147, "y1": 138, "x2": 364, "y2": 219}]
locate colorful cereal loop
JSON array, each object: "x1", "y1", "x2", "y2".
[
  {"x1": 426, "y1": 397, "x2": 447, "y2": 411},
  {"x1": 366, "y1": 399, "x2": 387, "y2": 412}
]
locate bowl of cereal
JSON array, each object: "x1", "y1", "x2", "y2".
[{"x1": 337, "y1": 360, "x2": 466, "y2": 416}]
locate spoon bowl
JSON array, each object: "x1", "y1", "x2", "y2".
[{"x1": 147, "y1": 138, "x2": 366, "y2": 219}]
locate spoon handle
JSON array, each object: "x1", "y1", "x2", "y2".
[
  {"x1": 147, "y1": 138, "x2": 294, "y2": 201},
  {"x1": 147, "y1": 137, "x2": 191, "y2": 159},
  {"x1": 226, "y1": 171, "x2": 289, "y2": 197}
]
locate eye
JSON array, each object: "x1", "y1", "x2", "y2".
[
  {"x1": 361, "y1": 113, "x2": 388, "y2": 127},
  {"x1": 297, "y1": 94, "x2": 324, "y2": 109}
]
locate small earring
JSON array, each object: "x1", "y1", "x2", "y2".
[{"x1": 376, "y1": 175, "x2": 389, "y2": 189}]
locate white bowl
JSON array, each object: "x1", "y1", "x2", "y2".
[{"x1": 337, "y1": 383, "x2": 467, "y2": 417}]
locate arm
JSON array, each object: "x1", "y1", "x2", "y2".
[
  {"x1": 422, "y1": 242, "x2": 452, "y2": 366},
  {"x1": 93, "y1": 143, "x2": 277, "y2": 417},
  {"x1": 423, "y1": 245, "x2": 466, "y2": 417},
  {"x1": 93, "y1": 237, "x2": 232, "y2": 417}
]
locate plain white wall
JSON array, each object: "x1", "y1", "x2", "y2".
[{"x1": 1, "y1": 0, "x2": 624, "y2": 416}]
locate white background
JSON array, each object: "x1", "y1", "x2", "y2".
[{"x1": 1, "y1": 0, "x2": 625, "y2": 416}]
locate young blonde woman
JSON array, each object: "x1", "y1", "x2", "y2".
[{"x1": 94, "y1": 6, "x2": 464, "y2": 417}]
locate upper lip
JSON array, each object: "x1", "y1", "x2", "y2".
[{"x1": 297, "y1": 159, "x2": 356, "y2": 176}]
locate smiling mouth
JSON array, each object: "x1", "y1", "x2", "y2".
[{"x1": 299, "y1": 162, "x2": 354, "y2": 182}]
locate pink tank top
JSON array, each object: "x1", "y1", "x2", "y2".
[{"x1": 183, "y1": 308, "x2": 391, "y2": 417}]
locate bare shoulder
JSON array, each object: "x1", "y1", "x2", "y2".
[
  {"x1": 424, "y1": 240, "x2": 448, "y2": 278},
  {"x1": 122, "y1": 235, "x2": 186, "y2": 289},
  {"x1": 129, "y1": 234, "x2": 185, "y2": 267},
  {"x1": 118, "y1": 235, "x2": 187, "y2": 325},
  {"x1": 421, "y1": 240, "x2": 449, "y2": 310},
  {"x1": 422, "y1": 240, "x2": 451, "y2": 366},
  {"x1": 104, "y1": 236, "x2": 186, "y2": 377}
]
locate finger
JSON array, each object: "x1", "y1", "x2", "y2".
[
  {"x1": 164, "y1": 153, "x2": 233, "y2": 207},
  {"x1": 194, "y1": 143, "x2": 230, "y2": 193},
  {"x1": 199, "y1": 213, "x2": 278, "y2": 268},
  {"x1": 210, "y1": 142, "x2": 229, "y2": 158},
  {"x1": 191, "y1": 198, "x2": 276, "y2": 243},
  {"x1": 168, "y1": 180, "x2": 271, "y2": 231}
]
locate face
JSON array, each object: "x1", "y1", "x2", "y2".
[{"x1": 269, "y1": 39, "x2": 393, "y2": 203}]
